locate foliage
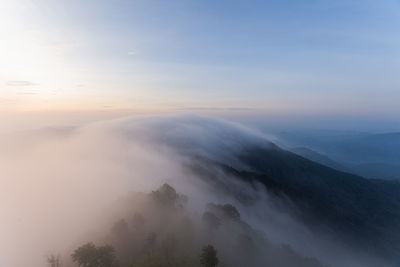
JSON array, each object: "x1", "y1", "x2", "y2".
[
  {"x1": 206, "y1": 203, "x2": 240, "y2": 221},
  {"x1": 200, "y1": 245, "x2": 219, "y2": 267},
  {"x1": 151, "y1": 183, "x2": 188, "y2": 208},
  {"x1": 65, "y1": 183, "x2": 324, "y2": 267},
  {"x1": 47, "y1": 254, "x2": 62, "y2": 267},
  {"x1": 71, "y1": 242, "x2": 118, "y2": 267}
]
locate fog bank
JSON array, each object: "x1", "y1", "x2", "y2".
[{"x1": 0, "y1": 113, "x2": 388, "y2": 267}]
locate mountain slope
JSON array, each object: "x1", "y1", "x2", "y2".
[
  {"x1": 276, "y1": 131, "x2": 400, "y2": 179},
  {"x1": 189, "y1": 142, "x2": 400, "y2": 261},
  {"x1": 290, "y1": 146, "x2": 350, "y2": 172}
]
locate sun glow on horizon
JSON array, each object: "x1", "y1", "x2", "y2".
[
  {"x1": 0, "y1": 1, "x2": 101, "y2": 112},
  {"x1": 0, "y1": 0, "x2": 399, "y2": 116}
]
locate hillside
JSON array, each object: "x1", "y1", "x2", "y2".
[{"x1": 188, "y1": 142, "x2": 400, "y2": 261}]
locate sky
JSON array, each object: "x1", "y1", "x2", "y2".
[{"x1": 0, "y1": 0, "x2": 399, "y2": 127}]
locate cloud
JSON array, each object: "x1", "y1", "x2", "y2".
[
  {"x1": 178, "y1": 107, "x2": 256, "y2": 111},
  {"x1": 0, "y1": 97, "x2": 17, "y2": 105},
  {"x1": 128, "y1": 50, "x2": 139, "y2": 56},
  {"x1": 0, "y1": 113, "x2": 386, "y2": 267},
  {"x1": 16, "y1": 91, "x2": 38, "y2": 95},
  {"x1": 6, "y1": 81, "x2": 38, "y2": 87}
]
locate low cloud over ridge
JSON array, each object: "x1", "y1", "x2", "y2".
[{"x1": 0, "y1": 113, "x2": 388, "y2": 267}]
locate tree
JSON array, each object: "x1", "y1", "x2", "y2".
[
  {"x1": 47, "y1": 254, "x2": 62, "y2": 267},
  {"x1": 206, "y1": 203, "x2": 240, "y2": 221},
  {"x1": 151, "y1": 183, "x2": 188, "y2": 208},
  {"x1": 222, "y1": 204, "x2": 240, "y2": 220},
  {"x1": 151, "y1": 184, "x2": 179, "y2": 207},
  {"x1": 161, "y1": 233, "x2": 177, "y2": 265},
  {"x1": 200, "y1": 245, "x2": 219, "y2": 267},
  {"x1": 71, "y1": 242, "x2": 118, "y2": 267},
  {"x1": 144, "y1": 232, "x2": 157, "y2": 257}
]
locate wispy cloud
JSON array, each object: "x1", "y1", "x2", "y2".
[
  {"x1": 6, "y1": 81, "x2": 38, "y2": 87},
  {"x1": 16, "y1": 91, "x2": 38, "y2": 95},
  {"x1": 0, "y1": 97, "x2": 17, "y2": 104},
  {"x1": 128, "y1": 50, "x2": 139, "y2": 56},
  {"x1": 178, "y1": 107, "x2": 256, "y2": 111}
]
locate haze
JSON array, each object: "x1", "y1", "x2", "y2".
[{"x1": 1, "y1": 1, "x2": 400, "y2": 267}]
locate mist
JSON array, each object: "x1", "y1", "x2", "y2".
[{"x1": 0, "y1": 113, "x2": 391, "y2": 267}]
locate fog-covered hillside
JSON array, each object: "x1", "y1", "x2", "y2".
[{"x1": 1, "y1": 114, "x2": 398, "y2": 267}]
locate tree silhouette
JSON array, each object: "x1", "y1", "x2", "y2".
[
  {"x1": 144, "y1": 232, "x2": 157, "y2": 257},
  {"x1": 200, "y1": 245, "x2": 219, "y2": 267},
  {"x1": 47, "y1": 254, "x2": 62, "y2": 267},
  {"x1": 222, "y1": 204, "x2": 240, "y2": 220},
  {"x1": 206, "y1": 203, "x2": 240, "y2": 221},
  {"x1": 71, "y1": 242, "x2": 118, "y2": 267}
]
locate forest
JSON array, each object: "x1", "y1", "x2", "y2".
[{"x1": 47, "y1": 184, "x2": 323, "y2": 267}]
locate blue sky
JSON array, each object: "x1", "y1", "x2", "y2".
[{"x1": 0, "y1": 0, "x2": 399, "y2": 115}]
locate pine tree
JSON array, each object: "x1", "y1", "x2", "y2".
[{"x1": 200, "y1": 245, "x2": 219, "y2": 267}]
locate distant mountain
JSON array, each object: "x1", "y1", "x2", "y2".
[
  {"x1": 276, "y1": 131, "x2": 400, "y2": 179},
  {"x1": 189, "y1": 142, "x2": 400, "y2": 262},
  {"x1": 290, "y1": 147, "x2": 350, "y2": 173},
  {"x1": 348, "y1": 162, "x2": 400, "y2": 180},
  {"x1": 289, "y1": 146, "x2": 400, "y2": 180},
  {"x1": 336, "y1": 132, "x2": 400, "y2": 164}
]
